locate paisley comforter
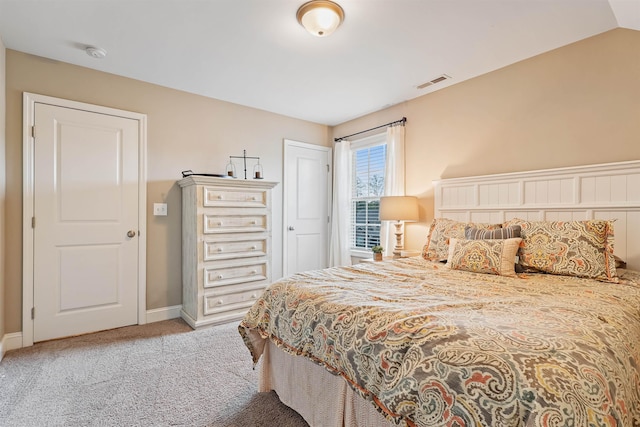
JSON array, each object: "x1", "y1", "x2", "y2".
[{"x1": 239, "y1": 257, "x2": 640, "y2": 427}]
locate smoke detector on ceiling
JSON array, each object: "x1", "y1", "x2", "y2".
[
  {"x1": 417, "y1": 74, "x2": 451, "y2": 89},
  {"x1": 85, "y1": 46, "x2": 107, "y2": 59}
]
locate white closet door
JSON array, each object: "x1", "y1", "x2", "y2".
[
  {"x1": 33, "y1": 102, "x2": 140, "y2": 342},
  {"x1": 284, "y1": 140, "x2": 331, "y2": 277}
]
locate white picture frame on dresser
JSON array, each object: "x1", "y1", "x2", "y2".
[{"x1": 178, "y1": 176, "x2": 278, "y2": 329}]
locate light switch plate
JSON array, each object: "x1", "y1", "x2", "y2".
[{"x1": 153, "y1": 203, "x2": 168, "y2": 216}]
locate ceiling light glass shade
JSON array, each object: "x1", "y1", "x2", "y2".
[{"x1": 296, "y1": 0, "x2": 345, "y2": 37}]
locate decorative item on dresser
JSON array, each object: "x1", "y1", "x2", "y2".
[
  {"x1": 178, "y1": 175, "x2": 278, "y2": 329},
  {"x1": 227, "y1": 149, "x2": 264, "y2": 180}
]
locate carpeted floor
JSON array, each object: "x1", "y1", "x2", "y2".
[{"x1": 0, "y1": 319, "x2": 309, "y2": 427}]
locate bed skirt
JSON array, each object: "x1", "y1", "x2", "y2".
[{"x1": 259, "y1": 340, "x2": 395, "y2": 427}]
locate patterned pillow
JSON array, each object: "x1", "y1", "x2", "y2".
[
  {"x1": 503, "y1": 218, "x2": 617, "y2": 283},
  {"x1": 447, "y1": 238, "x2": 522, "y2": 277},
  {"x1": 422, "y1": 218, "x2": 502, "y2": 262},
  {"x1": 465, "y1": 225, "x2": 521, "y2": 240}
]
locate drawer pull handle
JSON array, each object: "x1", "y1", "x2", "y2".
[
  {"x1": 250, "y1": 270, "x2": 257, "y2": 275},
  {"x1": 217, "y1": 274, "x2": 224, "y2": 280},
  {"x1": 251, "y1": 293, "x2": 258, "y2": 299},
  {"x1": 250, "y1": 245, "x2": 257, "y2": 250},
  {"x1": 217, "y1": 195, "x2": 223, "y2": 199},
  {"x1": 217, "y1": 221, "x2": 223, "y2": 226},
  {"x1": 217, "y1": 247, "x2": 223, "y2": 252},
  {"x1": 251, "y1": 196, "x2": 258, "y2": 201},
  {"x1": 217, "y1": 299, "x2": 223, "y2": 305},
  {"x1": 251, "y1": 220, "x2": 257, "y2": 225}
]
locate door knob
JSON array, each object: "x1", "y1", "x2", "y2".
[
  {"x1": 288, "y1": 226, "x2": 295, "y2": 231},
  {"x1": 127, "y1": 230, "x2": 136, "y2": 238}
]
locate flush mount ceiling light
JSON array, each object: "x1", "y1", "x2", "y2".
[
  {"x1": 296, "y1": 0, "x2": 345, "y2": 37},
  {"x1": 85, "y1": 46, "x2": 107, "y2": 59}
]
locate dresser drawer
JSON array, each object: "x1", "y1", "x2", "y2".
[
  {"x1": 203, "y1": 187, "x2": 267, "y2": 208},
  {"x1": 204, "y1": 261, "x2": 267, "y2": 288},
  {"x1": 203, "y1": 288, "x2": 263, "y2": 316},
  {"x1": 204, "y1": 238, "x2": 267, "y2": 261},
  {"x1": 204, "y1": 214, "x2": 267, "y2": 234}
]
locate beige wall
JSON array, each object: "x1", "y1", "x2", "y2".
[
  {"x1": 4, "y1": 28, "x2": 639, "y2": 335},
  {"x1": 332, "y1": 28, "x2": 640, "y2": 253},
  {"x1": 0, "y1": 37, "x2": 6, "y2": 343},
  {"x1": 4, "y1": 50, "x2": 329, "y2": 333}
]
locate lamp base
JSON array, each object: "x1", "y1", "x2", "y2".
[{"x1": 392, "y1": 221, "x2": 404, "y2": 258}]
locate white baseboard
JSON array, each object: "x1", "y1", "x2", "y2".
[
  {"x1": 146, "y1": 305, "x2": 182, "y2": 323},
  {"x1": 0, "y1": 332, "x2": 24, "y2": 361}
]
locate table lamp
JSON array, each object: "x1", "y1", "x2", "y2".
[{"x1": 379, "y1": 196, "x2": 419, "y2": 257}]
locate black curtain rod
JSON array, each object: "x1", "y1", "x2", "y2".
[{"x1": 334, "y1": 117, "x2": 406, "y2": 142}]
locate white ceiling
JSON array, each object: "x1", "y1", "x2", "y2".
[{"x1": 0, "y1": 0, "x2": 637, "y2": 126}]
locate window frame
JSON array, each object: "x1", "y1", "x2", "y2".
[{"x1": 349, "y1": 133, "x2": 387, "y2": 258}]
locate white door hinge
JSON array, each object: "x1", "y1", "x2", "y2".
[
  {"x1": 31, "y1": 126, "x2": 36, "y2": 138},
  {"x1": 32, "y1": 217, "x2": 36, "y2": 228},
  {"x1": 326, "y1": 164, "x2": 330, "y2": 172},
  {"x1": 31, "y1": 307, "x2": 35, "y2": 320}
]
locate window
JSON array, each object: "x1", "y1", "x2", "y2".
[{"x1": 351, "y1": 135, "x2": 386, "y2": 252}]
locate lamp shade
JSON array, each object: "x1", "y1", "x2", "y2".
[
  {"x1": 379, "y1": 196, "x2": 419, "y2": 222},
  {"x1": 296, "y1": 0, "x2": 344, "y2": 37}
]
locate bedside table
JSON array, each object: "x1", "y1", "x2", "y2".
[
  {"x1": 400, "y1": 250, "x2": 421, "y2": 257},
  {"x1": 359, "y1": 256, "x2": 393, "y2": 263}
]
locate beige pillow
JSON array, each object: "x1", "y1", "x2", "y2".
[
  {"x1": 447, "y1": 237, "x2": 522, "y2": 277},
  {"x1": 422, "y1": 218, "x2": 502, "y2": 262}
]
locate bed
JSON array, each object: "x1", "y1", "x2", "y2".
[{"x1": 239, "y1": 161, "x2": 640, "y2": 427}]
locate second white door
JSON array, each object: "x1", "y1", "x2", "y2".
[
  {"x1": 284, "y1": 140, "x2": 331, "y2": 277},
  {"x1": 33, "y1": 102, "x2": 140, "y2": 342}
]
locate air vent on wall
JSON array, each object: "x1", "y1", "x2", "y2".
[{"x1": 417, "y1": 74, "x2": 451, "y2": 89}]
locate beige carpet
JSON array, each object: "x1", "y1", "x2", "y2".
[{"x1": 0, "y1": 319, "x2": 309, "y2": 427}]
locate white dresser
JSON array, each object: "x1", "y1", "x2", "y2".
[{"x1": 178, "y1": 176, "x2": 278, "y2": 329}]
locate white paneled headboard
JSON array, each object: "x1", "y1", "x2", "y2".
[{"x1": 434, "y1": 161, "x2": 640, "y2": 271}]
